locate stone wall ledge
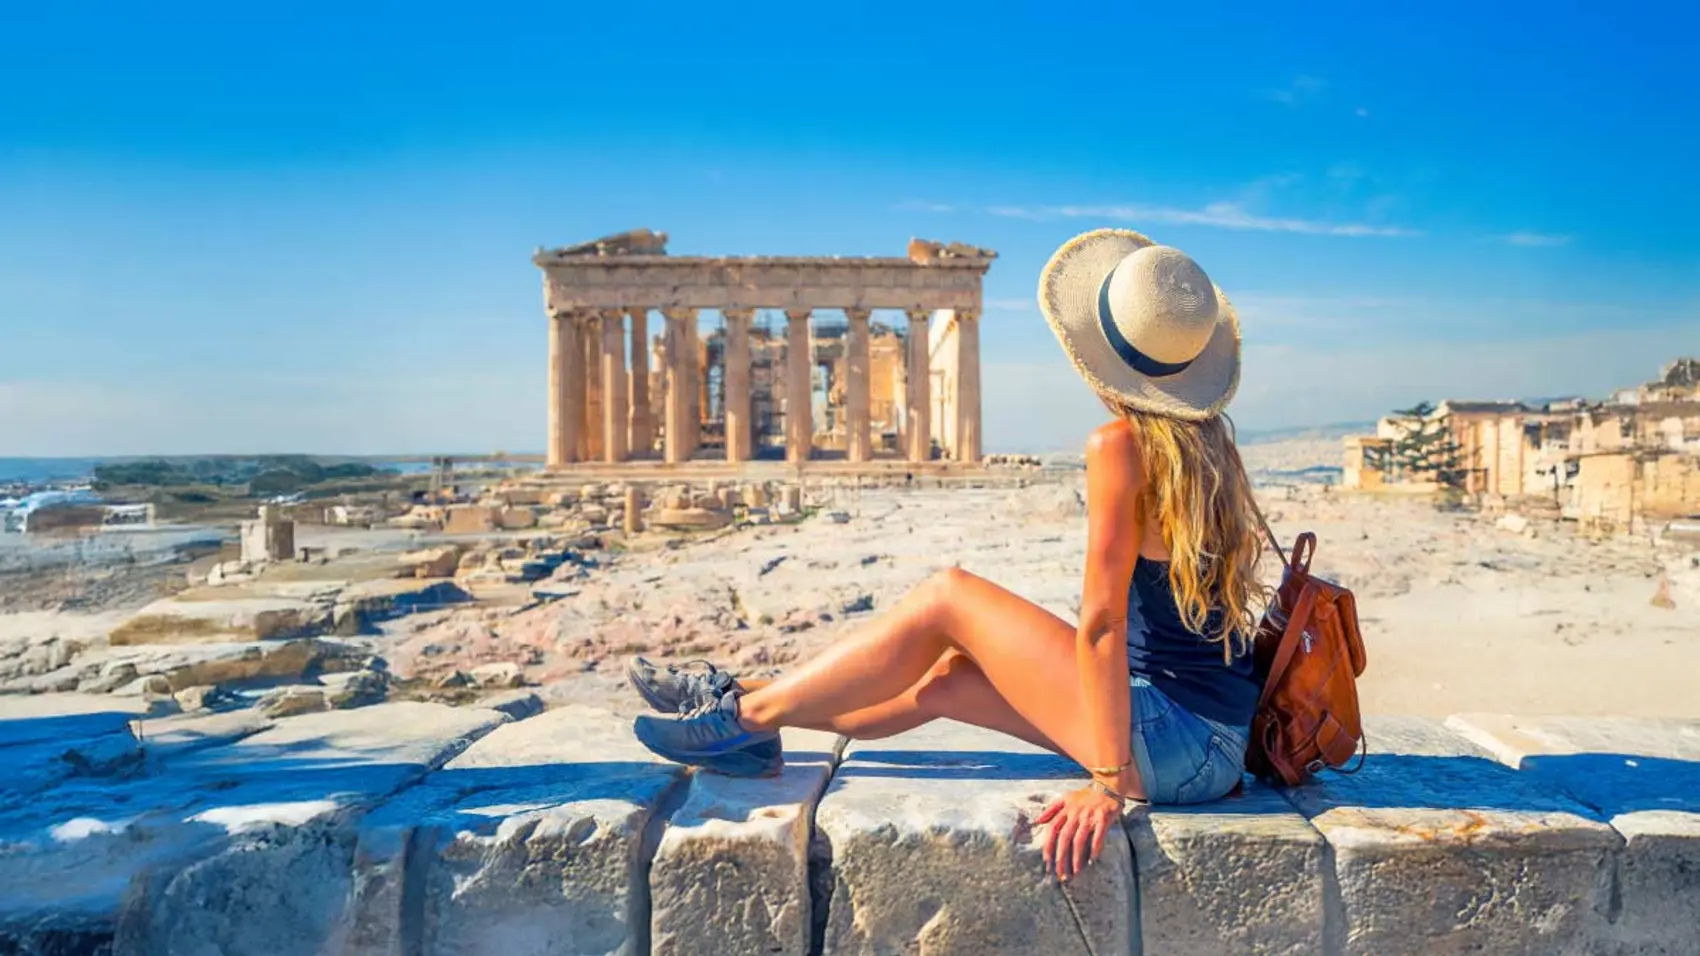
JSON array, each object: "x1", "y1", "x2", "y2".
[{"x1": 1, "y1": 702, "x2": 1696, "y2": 956}]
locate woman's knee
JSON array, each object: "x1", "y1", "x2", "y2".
[
  {"x1": 912, "y1": 650, "x2": 982, "y2": 718},
  {"x1": 916, "y1": 567, "x2": 980, "y2": 624}
]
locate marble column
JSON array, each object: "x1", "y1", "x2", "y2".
[
  {"x1": 722, "y1": 308, "x2": 753, "y2": 463},
  {"x1": 562, "y1": 313, "x2": 587, "y2": 465},
  {"x1": 675, "y1": 313, "x2": 698, "y2": 451},
  {"x1": 844, "y1": 307, "x2": 872, "y2": 462},
  {"x1": 582, "y1": 317, "x2": 604, "y2": 462},
  {"x1": 905, "y1": 309, "x2": 932, "y2": 463},
  {"x1": 627, "y1": 308, "x2": 652, "y2": 456},
  {"x1": 691, "y1": 319, "x2": 707, "y2": 451},
  {"x1": 652, "y1": 334, "x2": 671, "y2": 459},
  {"x1": 663, "y1": 309, "x2": 697, "y2": 464},
  {"x1": 547, "y1": 313, "x2": 572, "y2": 468},
  {"x1": 601, "y1": 311, "x2": 628, "y2": 463},
  {"x1": 784, "y1": 308, "x2": 813, "y2": 463},
  {"x1": 954, "y1": 309, "x2": 982, "y2": 464}
]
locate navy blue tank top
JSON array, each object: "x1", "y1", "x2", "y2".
[{"x1": 1126, "y1": 556, "x2": 1260, "y2": 727}]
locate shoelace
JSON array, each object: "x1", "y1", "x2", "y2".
[{"x1": 681, "y1": 694, "x2": 723, "y2": 720}]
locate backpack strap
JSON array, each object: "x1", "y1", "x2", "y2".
[{"x1": 1255, "y1": 579, "x2": 1319, "y2": 710}]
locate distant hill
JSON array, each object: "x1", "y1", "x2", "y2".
[
  {"x1": 0, "y1": 455, "x2": 406, "y2": 488},
  {"x1": 1236, "y1": 421, "x2": 1377, "y2": 445}
]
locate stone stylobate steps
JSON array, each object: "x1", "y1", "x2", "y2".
[{"x1": 1, "y1": 699, "x2": 1697, "y2": 955}]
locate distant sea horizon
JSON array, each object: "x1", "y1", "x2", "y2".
[
  {"x1": 1, "y1": 421, "x2": 1379, "y2": 486},
  {"x1": 0, "y1": 455, "x2": 448, "y2": 487}
]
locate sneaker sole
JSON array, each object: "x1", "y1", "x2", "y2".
[
  {"x1": 695, "y1": 749, "x2": 785, "y2": 778},
  {"x1": 631, "y1": 720, "x2": 782, "y2": 778}
]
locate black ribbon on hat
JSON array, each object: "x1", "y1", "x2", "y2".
[{"x1": 1098, "y1": 271, "x2": 1196, "y2": 378}]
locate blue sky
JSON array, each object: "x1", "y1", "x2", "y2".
[{"x1": 3, "y1": 1, "x2": 1697, "y2": 456}]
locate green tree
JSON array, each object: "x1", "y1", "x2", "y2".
[{"x1": 1391, "y1": 402, "x2": 1465, "y2": 489}]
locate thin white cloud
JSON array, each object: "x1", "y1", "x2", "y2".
[
  {"x1": 1262, "y1": 75, "x2": 1327, "y2": 106},
  {"x1": 987, "y1": 201, "x2": 1420, "y2": 238},
  {"x1": 1501, "y1": 231, "x2": 1572, "y2": 247},
  {"x1": 894, "y1": 200, "x2": 957, "y2": 213},
  {"x1": 979, "y1": 318, "x2": 1696, "y2": 451},
  {"x1": 1355, "y1": 107, "x2": 1371, "y2": 119},
  {"x1": 982, "y1": 297, "x2": 1036, "y2": 313}
]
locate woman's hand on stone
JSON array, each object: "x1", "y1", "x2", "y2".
[{"x1": 1036, "y1": 784, "x2": 1124, "y2": 882}]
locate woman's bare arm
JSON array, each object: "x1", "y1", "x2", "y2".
[
  {"x1": 1039, "y1": 420, "x2": 1149, "y2": 881},
  {"x1": 1076, "y1": 421, "x2": 1146, "y2": 797}
]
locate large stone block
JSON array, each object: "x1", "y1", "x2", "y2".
[
  {"x1": 331, "y1": 578, "x2": 470, "y2": 635},
  {"x1": 0, "y1": 638, "x2": 373, "y2": 697},
  {"x1": 1447, "y1": 713, "x2": 1700, "y2": 956},
  {"x1": 814, "y1": 720, "x2": 1134, "y2": 956},
  {"x1": 649, "y1": 728, "x2": 843, "y2": 956},
  {"x1": 132, "y1": 708, "x2": 274, "y2": 762},
  {"x1": 1125, "y1": 779, "x2": 1327, "y2": 955},
  {"x1": 109, "y1": 598, "x2": 333, "y2": 645},
  {"x1": 2, "y1": 727, "x2": 142, "y2": 800},
  {"x1": 345, "y1": 706, "x2": 687, "y2": 956},
  {"x1": 93, "y1": 703, "x2": 506, "y2": 956},
  {"x1": 1282, "y1": 715, "x2": 1621, "y2": 956},
  {"x1": 0, "y1": 692, "x2": 150, "y2": 748}
]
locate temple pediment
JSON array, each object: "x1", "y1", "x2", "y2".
[{"x1": 543, "y1": 229, "x2": 670, "y2": 258}]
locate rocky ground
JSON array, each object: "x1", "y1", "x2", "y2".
[
  {"x1": 3, "y1": 440, "x2": 1695, "y2": 956},
  {"x1": 0, "y1": 440, "x2": 1696, "y2": 724}
]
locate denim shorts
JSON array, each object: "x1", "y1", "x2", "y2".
[{"x1": 1127, "y1": 677, "x2": 1250, "y2": 805}]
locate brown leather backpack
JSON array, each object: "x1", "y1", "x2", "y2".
[{"x1": 1245, "y1": 521, "x2": 1369, "y2": 786}]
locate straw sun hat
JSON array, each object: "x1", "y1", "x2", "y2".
[{"x1": 1038, "y1": 228, "x2": 1241, "y2": 420}]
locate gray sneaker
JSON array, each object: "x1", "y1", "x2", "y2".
[
  {"x1": 633, "y1": 692, "x2": 783, "y2": 777},
  {"x1": 626, "y1": 657, "x2": 737, "y2": 714}
]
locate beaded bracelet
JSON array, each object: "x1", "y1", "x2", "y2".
[{"x1": 1090, "y1": 779, "x2": 1130, "y2": 805}]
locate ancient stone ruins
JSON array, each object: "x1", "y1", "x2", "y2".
[{"x1": 536, "y1": 230, "x2": 995, "y2": 469}]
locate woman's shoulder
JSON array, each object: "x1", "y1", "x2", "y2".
[
  {"x1": 1085, "y1": 419, "x2": 1139, "y2": 466},
  {"x1": 1085, "y1": 418, "x2": 1135, "y2": 456},
  {"x1": 1084, "y1": 420, "x2": 1146, "y2": 487}
]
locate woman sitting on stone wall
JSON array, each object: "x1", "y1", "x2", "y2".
[{"x1": 629, "y1": 228, "x2": 1266, "y2": 882}]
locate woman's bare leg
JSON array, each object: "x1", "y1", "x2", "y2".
[
  {"x1": 737, "y1": 658, "x2": 1054, "y2": 748},
  {"x1": 801, "y1": 651, "x2": 1060, "y2": 750},
  {"x1": 737, "y1": 568, "x2": 1101, "y2": 763}
]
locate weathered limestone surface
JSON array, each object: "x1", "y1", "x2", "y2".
[
  {"x1": 649, "y1": 728, "x2": 843, "y2": 956},
  {"x1": 815, "y1": 720, "x2": 1134, "y2": 956},
  {"x1": 114, "y1": 702, "x2": 508, "y2": 956},
  {"x1": 1283, "y1": 715, "x2": 1621, "y2": 956},
  {"x1": 3, "y1": 726, "x2": 142, "y2": 801},
  {"x1": 0, "y1": 695, "x2": 156, "y2": 805},
  {"x1": 2, "y1": 635, "x2": 374, "y2": 697},
  {"x1": 347, "y1": 705, "x2": 687, "y2": 956},
  {"x1": 0, "y1": 703, "x2": 507, "y2": 956},
  {"x1": 109, "y1": 597, "x2": 333, "y2": 645},
  {"x1": 1126, "y1": 780, "x2": 1328, "y2": 956},
  {"x1": 331, "y1": 578, "x2": 470, "y2": 634},
  {"x1": 0, "y1": 692, "x2": 149, "y2": 747},
  {"x1": 1447, "y1": 713, "x2": 1700, "y2": 955},
  {"x1": 132, "y1": 708, "x2": 274, "y2": 762}
]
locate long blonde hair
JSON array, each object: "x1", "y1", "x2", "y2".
[{"x1": 1102, "y1": 398, "x2": 1268, "y2": 659}]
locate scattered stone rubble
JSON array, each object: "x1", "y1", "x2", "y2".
[
  {"x1": 383, "y1": 477, "x2": 821, "y2": 538},
  {"x1": 0, "y1": 476, "x2": 841, "y2": 742},
  {"x1": 982, "y1": 453, "x2": 1045, "y2": 469}
]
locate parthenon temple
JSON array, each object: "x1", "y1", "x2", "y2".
[{"x1": 535, "y1": 230, "x2": 995, "y2": 470}]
